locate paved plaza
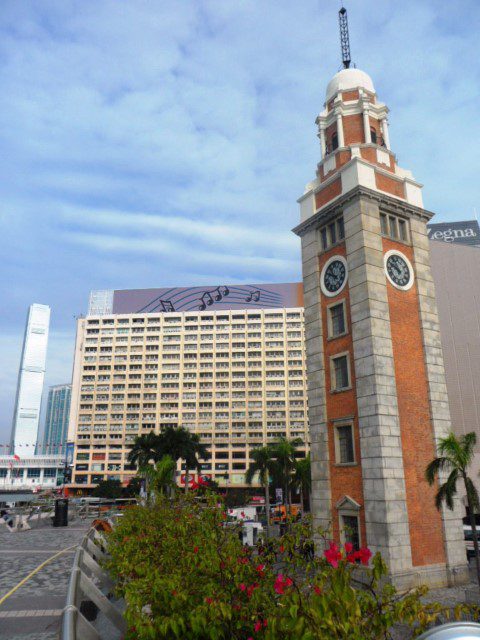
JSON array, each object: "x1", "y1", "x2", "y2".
[{"x1": 0, "y1": 520, "x2": 91, "y2": 640}]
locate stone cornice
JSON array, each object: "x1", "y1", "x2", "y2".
[
  {"x1": 316, "y1": 101, "x2": 388, "y2": 127},
  {"x1": 292, "y1": 185, "x2": 434, "y2": 237}
]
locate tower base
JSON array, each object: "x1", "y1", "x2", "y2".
[{"x1": 388, "y1": 563, "x2": 470, "y2": 591}]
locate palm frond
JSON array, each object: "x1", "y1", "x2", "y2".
[
  {"x1": 444, "y1": 469, "x2": 459, "y2": 511},
  {"x1": 425, "y1": 457, "x2": 450, "y2": 485},
  {"x1": 437, "y1": 431, "x2": 476, "y2": 471},
  {"x1": 434, "y1": 482, "x2": 449, "y2": 511},
  {"x1": 465, "y1": 476, "x2": 480, "y2": 514}
]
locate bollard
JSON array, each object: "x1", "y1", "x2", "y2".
[{"x1": 54, "y1": 499, "x2": 69, "y2": 527}]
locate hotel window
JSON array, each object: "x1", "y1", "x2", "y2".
[
  {"x1": 380, "y1": 213, "x2": 409, "y2": 243},
  {"x1": 327, "y1": 301, "x2": 347, "y2": 338},
  {"x1": 330, "y1": 353, "x2": 351, "y2": 391},
  {"x1": 319, "y1": 216, "x2": 345, "y2": 251},
  {"x1": 334, "y1": 423, "x2": 355, "y2": 464}
]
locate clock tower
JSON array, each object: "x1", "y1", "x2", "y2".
[{"x1": 293, "y1": 14, "x2": 468, "y2": 588}]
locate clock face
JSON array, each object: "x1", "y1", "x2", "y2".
[
  {"x1": 385, "y1": 251, "x2": 413, "y2": 290},
  {"x1": 322, "y1": 258, "x2": 347, "y2": 295}
]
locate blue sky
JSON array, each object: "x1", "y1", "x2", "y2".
[{"x1": 1, "y1": 0, "x2": 479, "y2": 443}]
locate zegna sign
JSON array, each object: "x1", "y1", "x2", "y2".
[{"x1": 427, "y1": 220, "x2": 480, "y2": 246}]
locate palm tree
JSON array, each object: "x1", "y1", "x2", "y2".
[
  {"x1": 292, "y1": 454, "x2": 311, "y2": 513},
  {"x1": 425, "y1": 431, "x2": 480, "y2": 585},
  {"x1": 127, "y1": 432, "x2": 164, "y2": 468},
  {"x1": 246, "y1": 446, "x2": 278, "y2": 539},
  {"x1": 147, "y1": 455, "x2": 176, "y2": 497},
  {"x1": 157, "y1": 425, "x2": 208, "y2": 492},
  {"x1": 271, "y1": 437, "x2": 303, "y2": 509}
]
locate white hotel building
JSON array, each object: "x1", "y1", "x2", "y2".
[{"x1": 67, "y1": 283, "x2": 309, "y2": 489}]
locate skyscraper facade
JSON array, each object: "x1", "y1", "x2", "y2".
[
  {"x1": 43, "y1": 384, "x2": 71, "y2": 454},
  {"x1": 10, "y1": 304, "x2": 50, "y2": 456}
]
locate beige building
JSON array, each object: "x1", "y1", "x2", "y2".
[
  {"x1": 430, "y1": 238, "x2": 480, "y2": 490},
  {"x1": 67, "y1": 283, "x2": 308, "y2": 490}
]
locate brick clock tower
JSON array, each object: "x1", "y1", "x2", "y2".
[{"x1": 293, "y1": 62, "x2": 469, "y2": 587}]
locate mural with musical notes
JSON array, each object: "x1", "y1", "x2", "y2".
[{"x1": 109, "y1": 283, "x2": 303, "y2": 314}]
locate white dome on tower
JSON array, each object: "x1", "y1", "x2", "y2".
[{"x1": 325, "y1": 68, "x2": 375, "y2": 102}]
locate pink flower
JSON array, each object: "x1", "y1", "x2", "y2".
[
  {"x1": 239, "y1": 583, "x2": 246, "y2": 591},
  {"x1": 346, "y1": 547, "x2": 372, "y2": 565},
  {"x1": 344, "y1": 542, "x2": 353, "y2": 554},
  {"x1": 358, "y1": 547, "x2": 372, "y2": 565},
  {"x1": 313, "y1": 585, "x2": 322, "y2": 595},
  {"x1": 274, "y1": 574, "x2": 293, "y2": 595},
  {"x1": 254, "y1": 621, "x2": 262, "y2": 632},
  {"x1": 256, "y1": 564, "x2": 265, "y2": 576},
  {"x1": 324, "y1": 542, "x2": 342, "y2": 568}
]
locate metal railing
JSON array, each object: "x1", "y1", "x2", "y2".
[
  {"x1": 1, "y1": 504, "x2": 55, "y2": 532},
  {"x1": 1, "y1": 501, "x2": 91, "y2": 532},
  {"x1": 61, "y1": 523, "x2": 126, "y2": 640}
]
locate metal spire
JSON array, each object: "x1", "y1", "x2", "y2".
[{"x1": 338, "y1": 6, "x2": 351, "y2": 69}]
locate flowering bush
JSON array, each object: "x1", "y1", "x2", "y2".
[{"x1": 106, "y1": 494, "x2": 478, "y2": 639}]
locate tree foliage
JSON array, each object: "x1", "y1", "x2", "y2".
[
  {"x1": 146, "y1": 455, "x2": 176, "y2": 497},
  {"x1": 425, "y1": 431, "x2": 480, "y2": 584},
  {"x1": 292, "y1": 455, "x2": 311, "y2": 511},
  {"x1": 128, "y1": 426, "x2": 208, "y2": 474},
  {"x1": 106, "y1": 494, "x2": 479, "y2": 639},
  {"x1": 92, "y1": 478, "x2": 122, "y2": 499}
]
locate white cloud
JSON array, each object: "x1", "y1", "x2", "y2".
[{"x1": 0, "y1": 0, "x2": 479, "y2": 428}]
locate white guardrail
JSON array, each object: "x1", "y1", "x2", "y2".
[{"x1": 61, "y1": 522, "x2": 126, "y2": 640}]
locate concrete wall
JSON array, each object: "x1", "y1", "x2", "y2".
[{"x1": 431, "y1": 241, "x2": 480, "y2": 492}]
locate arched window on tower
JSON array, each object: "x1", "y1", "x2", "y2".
[
  {"x1": 370, "y1": 127, "x2": 377, "y2": 145},
  {"x1": 331, "y1": 132, "x2": 339, "y2": 151}
]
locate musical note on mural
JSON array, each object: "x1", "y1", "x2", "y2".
[
  {"x1": 199, "y1": 291, "x2": 214, "y2": 310},
  {"x1": 214, "y1": 285, "x2": 229, "y2": 301},
  {"x1": 245, "y1": 290, "x2": 260, "y2": 303},
  {"x1": 198, "y1": 286, "x2": 230, "y2": 310},
  {"x1": 159, "y1": 300, "x2": 175, "y2": 312}
]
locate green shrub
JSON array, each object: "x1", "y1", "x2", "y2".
[
  {"x1": 106, "y1": 494, "x2": 478, "y2": 639},
  {"x1": 91, "y1": 479, "x2": 122, "y2": 499}
]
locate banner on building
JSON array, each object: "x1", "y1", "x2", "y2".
[
  {"x1": 427, "y1": 220, "x2": 480, "y2": 246},
  {"x1": 88, "y1": 283, "x2": 303, "y2": 316},
  {"x1": 65, "y1": 442, "x2": 75, "y2": 466}
]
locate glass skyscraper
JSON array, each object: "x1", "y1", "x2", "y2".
[
  {"x1": 43, "y1": 384, "x2": 71, "y2": 455},
  {"x1": 10, "y1": 304, "x2": 50, "y2": 455}
]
